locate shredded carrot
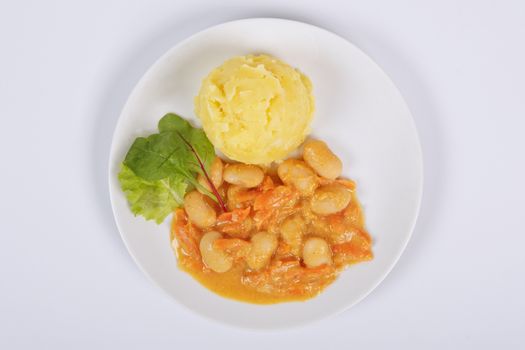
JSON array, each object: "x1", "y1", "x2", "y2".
[
  {"x1": 276, "y1": 242, "x2": 292, "y2": 256},
  {"x1": 337, "y1": 178, "x2": 356, "y2": 190},
  {"x1": 217, "y1": 207, "x2": 251, "y2": 223},
  {"x1": 253, "y1": 186, "x2": 295, "y2": 211},
  {"x1": 257, "y1": 176, "x2": 275, "y2": 192},
  {"x1": 171, "y1": 209, "x2": 202, "y2": 265},
  {"x1": 213, "y1": 238, "x2": 250, "y2": 251},
  {"x1": 327, "y1": 213, "x2": 346, "y2": 234},
  {"x1": 235, "y1": 190, "x2": 259, "y2": 203},
  {"x1": 332, "y1": 228, "x2": 373, "y2": 262}
]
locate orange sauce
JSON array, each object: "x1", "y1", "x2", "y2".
[
  {"x1": 178, "y1": 259, "x2": 311, "y2": 304},
  {"x1": 171, "y1": 168, "x2": 373, "y2": 304}
]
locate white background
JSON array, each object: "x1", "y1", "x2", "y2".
[{"x1": 1, "y1": 0, "x2": 524, "y2": 348}]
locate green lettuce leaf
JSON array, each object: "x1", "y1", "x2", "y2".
[
  {"x1": 123, "y1": 131, "x2": 190, "y2": 181},
  {"x1": 118, "y1": 164, "x2": 187, "y2": 224},
  {"x1": 123, "y1": 113, "x2": 215, "y2": 182},
  {"x1": 157, "y1": 113, "x2": 215, "y2": 172},
  {"x1": 119, "y1": 113, "x2": 218, "y2": 223}
]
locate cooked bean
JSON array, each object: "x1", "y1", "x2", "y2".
[
  {"x1": 223, "y1": 164, "x2": 264, "y2": 188},
  {"x1": 197, "y1": 157, "x2": 223, "y2": 193},
  {"x1": 184, "y1": 191, "x2": 216, "y2": 228},
  {"x1": 280, "y1": 215, "x2": 306, "y2": 257},
  {"x1": 277, "y1": 159, "x2": 318, "y2": 196},
  {"x1": 310, "y1": 183, "x2": 351, "y2": 215},
  {"x1": 303, "y1": 140, "x2": 342, "y2": 180},
  {"x1": 303, "y1": 237, "x2": 332, "y2": 267},
  {"x1": 199, "y1": 231, "x2": 233, "y2": 273},
  {"x1": 246, "y1": 232, "x2": 278, "y2": 270}
]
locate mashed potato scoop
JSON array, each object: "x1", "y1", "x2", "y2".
[{"x1": 195, "y1": 54, "x2": 315, "y2": 164}]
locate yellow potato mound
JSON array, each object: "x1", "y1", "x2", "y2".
[{"x1": 195, "y1": 54, "x2": 315, "y2": 164}]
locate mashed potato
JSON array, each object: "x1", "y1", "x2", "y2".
[{"x1": 195, "y1": 54, "x2": 315, "y2": 164}]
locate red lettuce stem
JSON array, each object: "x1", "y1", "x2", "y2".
[{"x1": 177, "y1": 133, "x2": 227, "y2": 212}]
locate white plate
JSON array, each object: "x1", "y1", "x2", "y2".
[{"x1": 108, "y1": 18, "x2": 423, "y2": 329}]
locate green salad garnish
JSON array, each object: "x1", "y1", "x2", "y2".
[{"x1": 118, "y1": 113, "x2": 223, "y2": 223}]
